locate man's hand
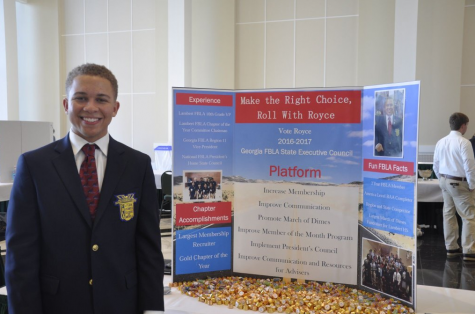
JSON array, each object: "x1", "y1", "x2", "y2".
[{"x1": 375, "y1": 143, "x2": 384, "y2": 152}]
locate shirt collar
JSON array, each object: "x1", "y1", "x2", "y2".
[{"x1": 69, "y1": 130, "x2": 110, "y2": 157}]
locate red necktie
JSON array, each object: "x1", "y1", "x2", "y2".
[
  {"x1": 388, "y1": 117, "x2": 392, "y2": 135},
  {"x1": 80, "y1": 144, "x2": 100, "y2": 220}
]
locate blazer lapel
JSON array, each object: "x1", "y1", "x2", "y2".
[
  {"x1": 52, "y1": 135, "x2": 93, "y2": 228},
  {"x1": 93, "y1": 136, "x2": 127, "y2": 226}
]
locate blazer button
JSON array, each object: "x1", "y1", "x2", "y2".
[
  {"x1": 89, "y1": 279, "x2": 93, "y2": 286},
  {"x1": 92, "y1": 244, "x2": 99, "y2": 251}
]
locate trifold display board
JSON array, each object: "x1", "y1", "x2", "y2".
[{"x1": 172, "y1": 82, "x2": 420, "y2": 309}]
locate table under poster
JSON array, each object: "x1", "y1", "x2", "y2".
[{"x1": 171, "y1": 82, "x2": 420, "y2": 310}]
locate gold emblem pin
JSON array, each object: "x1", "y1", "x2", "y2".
[{"x1": 114, "y1": 193, "x2": 137, "y2": 221}]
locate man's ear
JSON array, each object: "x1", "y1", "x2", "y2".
[
  {"x1": 63, "y1": 98, "x2": 69, "y2": 113},
  {"x1": 113, "y1": 101, "x2": 120, "y2": 117}
]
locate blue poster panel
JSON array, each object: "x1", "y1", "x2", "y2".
[
  {"x1": 172, "y1": 90, "x2": 235, "y2": 281},
  {"x1": 232, "y1": 89, "x2": 362, "y2": 285},
  {"x1": 175, "y1": 227, "x2": 232, "y2": 275},
  {"x1": 363, "y1": 177, "x2": 414, "y2": 237},
  {"x1": 360, "y1": 82, "x2": 420, "y2": 306}
]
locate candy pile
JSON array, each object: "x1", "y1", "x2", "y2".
[{"x1": 170, "y1": 277, "x2": 414, "y2": 314}]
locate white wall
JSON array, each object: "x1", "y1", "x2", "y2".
[
  {"x1": 5, "y1": 0, "x2": 474, "y2": 156},
  {"x1": 416, "y1": 1, "x2": 465, "y2": 146},
  {"x1": 394, "y1": 0, "x2": 418, "y2": 82},
  {"x1": 235, "y1": 0, "x2": 359, "y2": 89},
  {"x1": 59, "y1": 0, "x2": 169, "y2": 160},
  {"x1": 233, "y1": 0, "x2": 473, "y2": 149},
  {"x1": 156, "y1": 0, "x2": 168, "y2": 143},
  {"x1": 0, "y1": 0, "x2": 8, "y2": 120},
  {"x1": 0, "y1": 0, "x2": 19, "y2": 120},
  {"x1": 16, "y1": 0, "x2": 60, "y2": 135},
  {"x1": 191, "y1": 0, "x2": 234, "y2": 89},
  {"x1": 357, "y1": 0, "x2": 395, "y2": 86},
  {"x1": 461, "y1": 0, "x2": 475, "y2": 138}
]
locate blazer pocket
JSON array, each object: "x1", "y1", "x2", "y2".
[
  {"x1": 125, "y1": 269, "x2": 137, "y2": 289},
  {"x1": 41, "y1": 274, "x2": 60, "y2": 295}
]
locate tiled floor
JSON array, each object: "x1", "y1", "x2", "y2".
[{"x1": 417, "y1": 228, "x2": 475, "y2": 291}]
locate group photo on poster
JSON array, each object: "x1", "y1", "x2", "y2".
[
  {"x1": 361, "y1": 238, "x2": 414, "y2": 303},
  {"x1": 183, "y1": 170, "x2": 222, "y2": 202}
]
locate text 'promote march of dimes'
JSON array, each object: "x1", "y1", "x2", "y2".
[{"x1": 233, "y1": 183, "x2": 358, "y2": 285}]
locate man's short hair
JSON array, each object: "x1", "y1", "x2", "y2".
[
  {"x1": 65, "y1": 63, "x2": 118, "y2": 99},
  {"x1": 449, "y1": 112, "x2": 469, "y2": 130}
]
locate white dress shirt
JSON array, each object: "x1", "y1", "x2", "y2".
[
  {"x1": 433, "y1": 130, "x2": 475, "y2": 190},
  {"x1": 70, "y1": 131, "x2": 164, "y2": 314},
  {"x1": 70, "y1": 131, "x2": 109, "y2": 191},
  {"x1": 393, "y1": 271, "x2": 401, "y2": 284}
]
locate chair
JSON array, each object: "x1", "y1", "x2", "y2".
[{"x1": 159, "y1": 170, "x2": 172, "y2": 219}]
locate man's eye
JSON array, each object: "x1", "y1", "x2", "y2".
[
  {"x1": 97, "y1": 98, "x2": 108, "y2": 103},
  {"x1": 74, "y1": 97, "x2": 87, "y2": 101}
]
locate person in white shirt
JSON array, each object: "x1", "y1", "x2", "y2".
[
  {"x1": 433, "y1": 112, "x2": 475, "y2": 262},
  {"x1": 393, "y1": 268, "x2": 401, "y2": 296}
]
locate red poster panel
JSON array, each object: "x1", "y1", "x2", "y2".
[
  {"x1": 235, "y1": 90, "x2": 361, "y2": 123},
  {"x1": 363, "y1": 159, "x2": 414, "y2": 175},
  {"x1": 176, "y1": 93, "x2": 233, "y2": 107},
  {"x1": 176, "y1": 202, "x2": 232, "y2": 226}
]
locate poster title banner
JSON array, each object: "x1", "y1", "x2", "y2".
[{"x1": 235, "y1": 91, "x2": 361, "y2": 123}]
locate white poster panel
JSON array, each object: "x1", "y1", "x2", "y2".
[{"x1": 233, "y1": 182, "x2": 359, "y2": 285}]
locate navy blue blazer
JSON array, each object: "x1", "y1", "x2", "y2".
[
  {"x1": 374, "y1": 115, "x2": 403, "y2": 157},
  {"x1": 6, "y1": 135, "x2": 164, "y2": 314}
]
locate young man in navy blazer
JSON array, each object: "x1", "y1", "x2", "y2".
[
  {"x1": 6, "y1": 64, "x2": 165, "y2": 314},
  {"x1": 374, "y1": 97, "x2": 403, "y2": 157}
]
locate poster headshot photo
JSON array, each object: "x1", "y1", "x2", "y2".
[
  {"x1": 374, "y1": 89, "x2": 405, "y2": 158},
  {"x1": 361, "y1": 238, "x2": 414, "y2": 304},
  {"x1": 182, "y1": 170, "x2": 222, "y2": 203}
]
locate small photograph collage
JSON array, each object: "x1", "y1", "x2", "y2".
[{"x1": 182, "y1": 170, "x2": 222, "y2": 202}]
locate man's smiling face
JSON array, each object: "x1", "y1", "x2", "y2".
[
  {"x1": 63, "y1": 75, "x2": 120, "y2": 142},
  {"x1": 384, "y1": 99, "x2": 394, "y2": 116}
]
